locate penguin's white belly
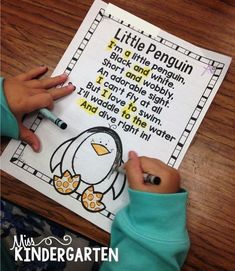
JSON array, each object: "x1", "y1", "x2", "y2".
[{"x1": 73, "y1": 142, "x2": 116, "y2": 185}]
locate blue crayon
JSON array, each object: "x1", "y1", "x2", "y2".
[{"x1": 39, "y1": 108, "x2": 67, "y2": 130}]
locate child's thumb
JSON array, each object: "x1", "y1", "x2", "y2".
[
  {"x1": 125, "y1": 151, "x2": 144, "y2": 190},
  {"x1": 19, "y1": 123, "x2": 41, "y2": 152}
]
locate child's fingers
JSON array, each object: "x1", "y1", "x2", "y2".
[
  {"x1": 39, "y1": 73, "x2": 68, "y2": 89},
  {"x1": 126, "y1": 155, "x2": 181, "y2": 194},
  {"x1": 125, "y1": 151, "x2": 144, "y2": 190},
  {"x1": 25, "y1": 93, "x2": 54, "y2": 113},
  {"x1": 16, "y1": 66, "x2": 48, "y2": 81},
  {"x1": 19, "y1": 123, "x2": 41, "y2": 152},
  {"x1": 24, "y1": 74, "x2": 68, "y2": 90},
  {"x1": 26, "y1": 84, "x2": 74, "y2": 99},
  {"x1": 139, "y1": 157, "x2": 181, "y2": 193},
  {"x1": 140, "y1": 157, "x2": 180, "y2": 184},
  {"x1": 49, "y1": 84, "x2": 75, "y2": 100}
]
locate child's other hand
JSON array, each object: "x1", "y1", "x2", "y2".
[
  {"x1": 125, "y1": 151, "x2": 180, "y2": 193},
  {"x1": 3, "y1": 66, "x2": 75, "y2": 152}
]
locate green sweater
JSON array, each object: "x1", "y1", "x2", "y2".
[
  {"x1": 0, "y1": 77, "x2": 19, "y2": 138},
  {"x1": 101, "y1": 189, "x2": 189, "y2": 270},
  {"x1": 0, "y1": 76, "x2": 189, "y2": 270}
]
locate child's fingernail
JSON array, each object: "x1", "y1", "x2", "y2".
[
  {"x1": 67, "y1": 82, "x2": 76, "y2": 90},
  {"x1": 128, "y1": 151, "x2": 138, "y2": 160},
  {"x1": 32, "y1": 144, "x2": 40, "y2": 152},
  {"x1": 67, "y1": 84, "x2": 76, "y2": 91},
  {"x1": 61, "y1": 73, "x2": 68, "y2": 78}
]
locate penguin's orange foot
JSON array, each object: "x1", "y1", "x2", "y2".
[
  {"x1": 81, "y1": 186, "x2": 106, "y2": 212},
  {"x1": 53, "y1": 170, "x2": 80, "y2": 194}
]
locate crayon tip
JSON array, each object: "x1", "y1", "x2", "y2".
[{"x1": 60, "y1": 123, "x2": 67, "y2": 130}]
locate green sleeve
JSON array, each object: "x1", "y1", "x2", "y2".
[
  {"x1": 100, "y1": 188, "x2": 190, "y2": 270},
  {"x1": 0, "y1": 77, "x2": 19, "y2": 138}
]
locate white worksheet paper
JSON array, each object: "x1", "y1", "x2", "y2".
[{"x1": 1, "y1": 0, "x2": 231, "y2": 232}]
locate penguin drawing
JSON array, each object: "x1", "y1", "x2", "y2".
[{"x1": 50, "y1": 127, "x2": 126, "y2": 213}]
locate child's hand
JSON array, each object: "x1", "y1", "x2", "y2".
[
  {"x1": 3, "y1": 66, "x2": 75, "y2": 152},
  {"x1": 125, "y1": 151, "x2": 180, "y2": 193}
]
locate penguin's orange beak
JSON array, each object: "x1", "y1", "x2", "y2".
[{"x1": 91, "y1": 143, "x2": 110, "y2": 156}]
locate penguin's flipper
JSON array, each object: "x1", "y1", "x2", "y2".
[
  {"x1": 50, "y1": 138, "x2": 74, "y2": 173},
  {"x1": 111, "y1": 169, "x2": 126, "y2": 200},
  {"x1": 98, "y1": 160, "x2": 127, "y2": 200}
]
